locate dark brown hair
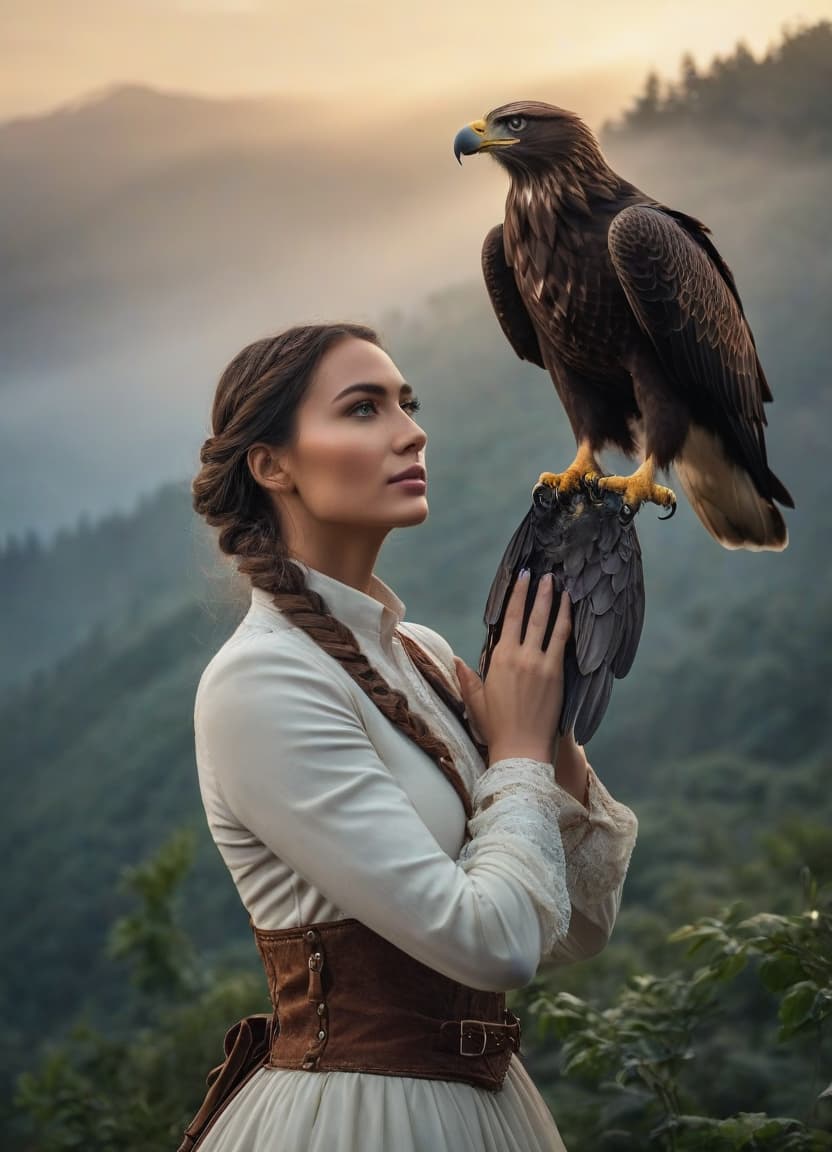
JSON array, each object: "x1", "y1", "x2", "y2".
[{"x1": 193, "y1": 323, "x2": 476, "y2": 818}]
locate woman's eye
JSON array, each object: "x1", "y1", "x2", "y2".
[
  {"x1": 403, "y1": 398, "x2": 422, "y2": 417},
  {"x1": 507, "y1": 115, "x2": 527, "y2": 132},
  {"x1": 350, "y1": 399, "x2": 378, "y2": 416}
]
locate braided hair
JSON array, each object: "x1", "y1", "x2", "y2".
[{"x1": 193, "y1": 323, "x2": 480, "y2": 819}]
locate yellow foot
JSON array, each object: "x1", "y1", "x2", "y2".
[
  {"x1": 535, "y1": 467, "x2": 602, "y2": 499},
  {"x1": 595, "y1": 472, "x2": 677, "y2": 518}
]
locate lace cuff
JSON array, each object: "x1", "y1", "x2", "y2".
[
  {"x1": 551, "y1": 764, "x2": 638, "y2": 914},
  {"x1": 458, "y1": 758, "x2": 571, "y2": 954}
]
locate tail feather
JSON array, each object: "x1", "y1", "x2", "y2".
[
  {"x1": 674, "y1": 424, "x2": 789, "y2": 552},
  {"x1": 765, "y1": 466, "x2": 795, "y2": 510}
]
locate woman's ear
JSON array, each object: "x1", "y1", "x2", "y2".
[{"x1": 247, "y1": 443, "x2": 295, "y2": 493}]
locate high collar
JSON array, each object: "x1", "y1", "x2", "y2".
[{"x1": 248, "y1": 561, "x2": 406, "y2": 650}]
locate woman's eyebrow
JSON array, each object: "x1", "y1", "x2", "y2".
[{"x1": 331, "y1": 381, "x2": 413, "y2": 404}]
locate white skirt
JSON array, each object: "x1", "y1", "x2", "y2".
[{"x1": 199, "y1": 1056, "x2": 567, "y2": 1152}]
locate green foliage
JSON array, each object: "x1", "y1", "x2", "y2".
[
  {"x1": 14, "y1": 832, "x2": 268, "y2": 1152},
  {"x1": 2, "y1": 26, "x2": 832, "y2": 1146},
  {"x1": 0, "y1": 481, "x2": 210, "y2": 694},
  {"x1": 108, "y1": 828, "x2": 199, "y2": 999},
  {"x1": 14, "y1": 840, "x2": 832, "y2": 1151},
  {"x1": 526, "y1": 879, "x2": 832, "y2": 1149}
]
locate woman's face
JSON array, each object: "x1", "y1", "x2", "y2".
[{"x1": 277, "y1": 336, "x2": 428, "y2": 531}]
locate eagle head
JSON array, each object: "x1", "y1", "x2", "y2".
[{"x1": 453, "y1": 101, "x2": 601, "y2": 174}]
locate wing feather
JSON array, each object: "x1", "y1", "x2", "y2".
[
  {"x1": 608, "y1": 205, "x2": 792, "y2": 506},
  {"x1": 479, "y1": 487, "x2": 645, "y2": 744},
  {"x1": 481, "y1": 224, "x2": 546, "y2": 368}
]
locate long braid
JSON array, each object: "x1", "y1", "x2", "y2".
[
  {"x1": 397, "y1": 632, "x2": 489, "y2": 766},
  {"x1": 228, "y1": 519, "x2": 475, "y2": 820},
  {"x1": 192, "y1": 323, "x2": 479, "y2": 823}
]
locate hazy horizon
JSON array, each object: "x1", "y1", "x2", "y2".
[
  {"x1": 2, "y1": 0, "x2": 830, "y2": 122},
  {"x1": 2, "y1": 5, "x2": 830, "y2": 548}
]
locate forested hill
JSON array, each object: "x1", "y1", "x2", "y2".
[
  {"x1": 3, "y1": 23, "x2": 832, "y2": 1147},
  {"x1": 606, "y1": 21, "x2": 832, "y2": 150},
  {"x1": 0, "y1": 483, "x2": 218, "y2": 693}
]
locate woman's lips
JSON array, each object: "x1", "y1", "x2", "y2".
[
  {"x1": 388, "y1": 464, "x2": 426, "y2": 492},
  {"x1": 388, "y1": 465, "x2": 426, "y2": 483},
  {"x1": 390, "y1": 477, "x2": 427, "y2": 493}
]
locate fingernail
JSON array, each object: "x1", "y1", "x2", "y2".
[
  {"x1": 541, "y1": 572, "x2": 553, "y2": 583},
  {"x1": 518, "y1": 568, "x2": 530, "y2": 581}
]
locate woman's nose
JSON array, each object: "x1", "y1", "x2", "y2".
[{"x1": 395, "y1": 414, "x2": 427, "y2": 453}]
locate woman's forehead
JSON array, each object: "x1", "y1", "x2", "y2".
[{"x1": 311, "y1": 337, "x2": 405, "y2": 400}]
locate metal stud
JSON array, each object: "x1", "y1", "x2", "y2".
[
  {"x1": 317, "y1": 1029, "x2": 326, "y2": 1041},
  {"x1": 317, "y1": 1002, "x2": 326, "y2": 1015}
]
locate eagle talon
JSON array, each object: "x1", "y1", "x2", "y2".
[
  {"x1": 619, "y1": 502, "x2": 636, "y2": 525},
  {"x1": 585, "y1": 476, "x2": 605, "y2": 505},
  {"x1": 532, "y1": 483, "x2": 557, "y2": 509},
  {"x1": 657, "y1": 500, "x2": 677, "y2": 521}
]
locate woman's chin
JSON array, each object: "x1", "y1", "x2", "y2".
[{"x1": 394, "y1": 498, "x2": 429, "y2": 527}]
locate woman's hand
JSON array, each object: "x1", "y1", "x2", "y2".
[{"x1": 454, "y1": 571, "x2": 572, "y2": 767}]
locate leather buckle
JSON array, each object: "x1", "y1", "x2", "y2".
[
  {"x1": 506, "y1": 1009, "x2": 522, "y2": 1051},
  {"x1": 459, "y1": 1019, "x2": 488, "y2": 1057}
]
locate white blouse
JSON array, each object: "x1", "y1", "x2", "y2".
[
  {"x1": 195, "y1": 563, "x2": 637, "y2": 985},
  {"x1": 192, "y1": 562, "x2": 638, "y2": 1152}
]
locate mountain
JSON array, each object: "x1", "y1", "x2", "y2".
[
  {"x1": 1, "y1": 228, "x2": 828, "y2": 1044},
  {"x1": 3, "y1": 25, "x2": 829, "y2": 541},
  {"x1": 2, "y1": 25, "x2": 831, "y2": 1138}
]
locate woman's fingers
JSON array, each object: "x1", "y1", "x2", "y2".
[
  {"x1": 502, "y1": 568, "x2": 531, "y2": 643},
  {"x1": 496, "y1": 571, "x2": 571, "y2": 662},
  {"x1": 543, "y1": 590, "x2": 572, "y2": 668},
  {"x1": 523, "y1": 572, "x2": 555, "y2": 649},
  {"x1": 454, "y1": 658, "x2": 489, "y2": 744}
]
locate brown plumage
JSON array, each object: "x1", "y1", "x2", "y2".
[{"x1": 454, "y1": 101, "x2": 794, "y2": 551}]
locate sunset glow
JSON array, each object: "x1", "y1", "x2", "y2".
[{"x1": 1, "y1": 0, "x2": 830, "y2": 121}]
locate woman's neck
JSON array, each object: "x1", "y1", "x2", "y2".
[{"x1": 286, "y1": 528, "x2": 388, "y2": 595}]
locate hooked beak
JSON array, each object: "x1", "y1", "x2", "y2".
[{"x1": 453, "y1": 118, "x2": 518, "y2": 164}]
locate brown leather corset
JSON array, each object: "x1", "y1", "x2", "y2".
[{"x1": 253, "y1": 917, "x2": 521, "y2": 1092}]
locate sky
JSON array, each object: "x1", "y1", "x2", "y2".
[{"x1": 2, "y1": 0, "x2": 831, "y2": 122}]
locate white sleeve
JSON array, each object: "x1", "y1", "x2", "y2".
[
  {"x1": 545, "y1": 764, "x2": 638, "y2": 964},
  {"x1": 400, "y1": 621, "x2": 638, "y2": 965},
  {"x1": 195, "y1": 633, "x2": 572, "y2": 993}
]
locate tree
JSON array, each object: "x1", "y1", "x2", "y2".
[
  {"x1": 526, "y1": 873, "x2": 832, "y2": 1149},
  {"x1": 13, "y1": 830, "x2": 267, "y2": 1151}
]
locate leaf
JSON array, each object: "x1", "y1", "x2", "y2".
[
  {"x1": 562, "y1": 1046, "x2": 607, "y2": 1079},
  {"x1": 669, "y1": 922, "x2": 727, "y2": 954},
  {"x1": 737, "y1": 913, "x2": 793, "y2": 935},
  {"x1": 710, "y1": 951, "x2": 749, "y2": 983},
  {"x1": 778, "y1": 981, "x2": 819, "y2": 1035},
  {"x1": 759, "y1": 954, "x2": 807, "y2": 993}
]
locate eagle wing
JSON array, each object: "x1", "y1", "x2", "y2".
[
  {"x1": 479, "y1": 488, "x2": 645, "y2": 746},
  {"x1": 608, "y1": 204, "x2": 793, "y2": 507},
  {"x1": 478, "y1": 505, "x2": 536, "y2": 680},
  {"x1": 481, "y1": 224, "x2": 546, "y2": 368}
]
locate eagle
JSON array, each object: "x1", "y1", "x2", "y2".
[{"x1": 453, "y1": 101, "x2": 794, "y2": 551}]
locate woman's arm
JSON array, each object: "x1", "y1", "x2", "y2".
[
  {"x1": 554, "y1": 729, "x2": 590, "y2": 804},
  {"x1": 195, "y1": 630, "x2": 573, "y2": 993},
  {"x1": 545, "y1": 731, "x2": 638, "y2": 963},
  {"x1": 408, "y1": 622, "x2": 637, "y2": 965}
]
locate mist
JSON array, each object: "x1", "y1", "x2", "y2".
[{"x1": 1, "y1": 84, "x2": 828, "y2": 541}]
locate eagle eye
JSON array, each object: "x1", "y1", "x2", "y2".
[{"x1": 506, "y1": 115, "x2": 527, "y2": 132}]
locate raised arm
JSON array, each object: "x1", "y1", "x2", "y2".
[
  {"x1": 195, "y1": 630, "x2": 572, "y2": 993},
  {"x1": 547, "y1": 732, "x2": 638, "y2": 963}
]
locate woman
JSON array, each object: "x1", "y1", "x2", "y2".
[{"x1": 189, "y1": 322, "x2": 637, "y2": 1152}]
